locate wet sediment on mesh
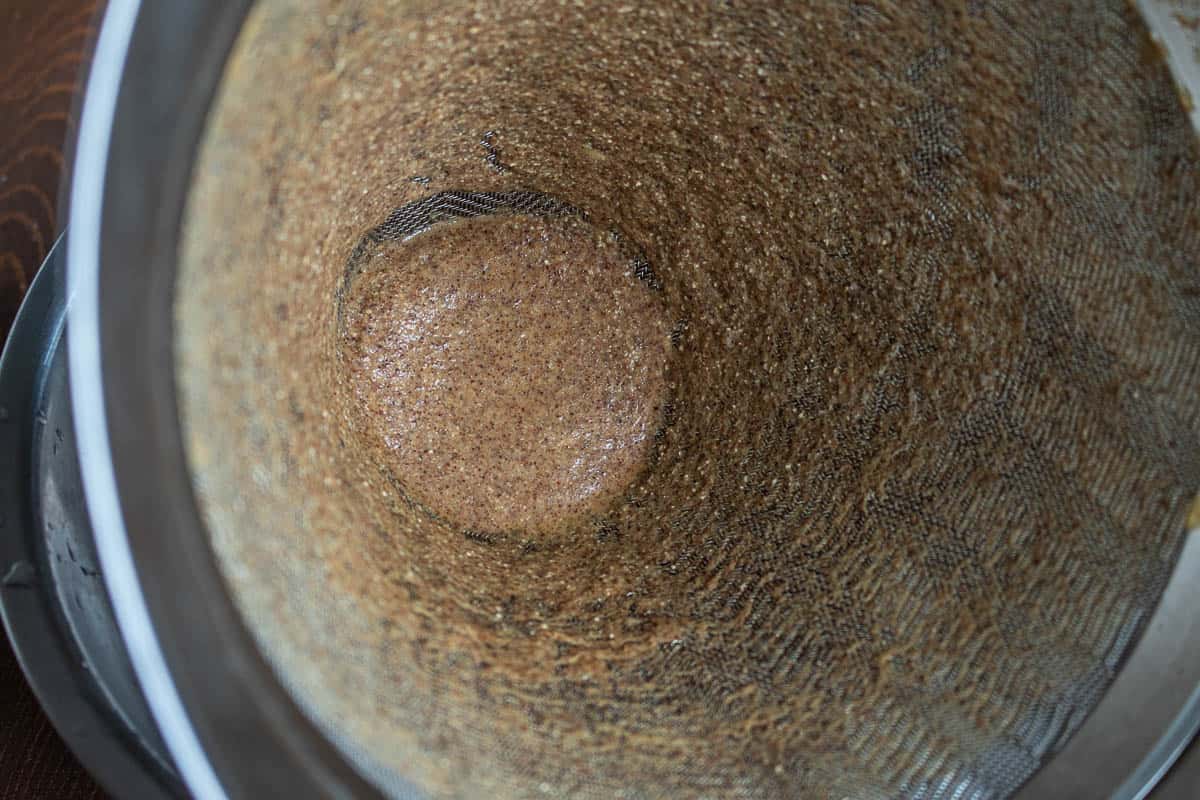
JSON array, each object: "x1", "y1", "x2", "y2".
[
  {"x1": 337, "y1": 211, "x2": 673, "y2": 535},
  {"x1": 176, "y1": 2, "x2": 1200, "y2": 797}
]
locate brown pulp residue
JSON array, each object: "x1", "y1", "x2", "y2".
[
  {"x1": 177, "y1": 1, "x2": 1200, "y2": 798},
  {"x1": 339, "y1": 214, "x2": 672, "y2": 534}
]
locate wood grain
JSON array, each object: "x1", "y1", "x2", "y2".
[
  {"x1": 0, "y1": 1, "x2": 107, "y2": 798},
  {"x1": 0, "y1": 0, "x2": 101, "y2": 331}
]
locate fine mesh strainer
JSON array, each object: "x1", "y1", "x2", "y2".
[{"x1": 63, "y1": 1, "x2": 1200, "y2": 799}]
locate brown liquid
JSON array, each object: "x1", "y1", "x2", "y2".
[{"x1": 340, "y1": 214, "x2": 671, "y2": 533}]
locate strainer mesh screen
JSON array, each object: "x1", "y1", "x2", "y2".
[{"x1": 175, "y1": 1, "x2": 1200, "y2": 798}]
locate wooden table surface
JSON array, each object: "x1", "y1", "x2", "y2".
[{"x1": 0, "y1": 1, "x2": 107, "y2": 797}]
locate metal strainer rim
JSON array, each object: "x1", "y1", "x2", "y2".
[{"x1": 69, "y1": 1, "x2": 374, "y2": 798}]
